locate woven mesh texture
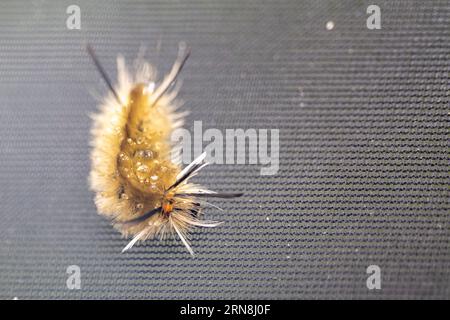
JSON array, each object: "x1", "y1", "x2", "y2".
[{"x1": 0, "y1": 0, "x2": 449, "y2": 299}]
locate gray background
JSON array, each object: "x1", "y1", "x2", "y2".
[{"x1": 0, "y1": 0, "x2": 449, "y2": 299}]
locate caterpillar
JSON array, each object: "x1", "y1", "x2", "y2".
[{"x1": 87, "y1": 44, "x2": 243, "y2": 256}]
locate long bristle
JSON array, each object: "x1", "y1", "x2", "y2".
[
  {"x1": 86, "y1": 44, "x2": 122, "y2": 105},
  {"x1": 171, "y1": 216, "x2": 195, "y2": 257},
  {"x1": 117, "y1": 207, "x2": 162, "y2": 227},
  {"x1": 150, "y1": 45, "x2": 191, "y2": 107},
  {"x1": 176, "y1": 192, "x2": 244, "y2": 199}
]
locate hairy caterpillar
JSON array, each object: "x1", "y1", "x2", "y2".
[{"x1": 88, "y1": 44, "x2": 242, "y2": 256}]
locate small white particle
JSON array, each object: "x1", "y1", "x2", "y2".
[
  {"x1": 326, "y1": 21, "x2": 335, "y2": 30},
  {"x1": 266, "y1": 217, "x2": 270, "y2": 221},
  {"x1": 286, "y1": 255, "x2": 291, "y2": 259}
]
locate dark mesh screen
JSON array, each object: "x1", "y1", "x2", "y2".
[{"x1": 0, "y1": 0, "x2": 448, "y2": 299}]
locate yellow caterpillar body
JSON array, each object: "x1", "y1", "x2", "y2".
[{"x1": 88, "y1": 46, "x2": 242, "y2": 256}]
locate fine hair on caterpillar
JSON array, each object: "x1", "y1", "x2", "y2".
[{"x1": 88, "y1": 43, "x2": 243, "y2": 256}]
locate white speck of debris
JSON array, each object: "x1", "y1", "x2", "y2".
[
  {"x1": 266, "y1": 216, "x2": 270, "y2": 221},
  {"x1": 12, "y1": 297, "x2": 19, "y2": 300},
  {"x1": 326, "y1": 21, "x2": 335, "y2": 30},
  {"x1": 286, "y1": 255, "x2": 291, "y2": 259}
]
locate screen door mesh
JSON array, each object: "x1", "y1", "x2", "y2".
[{"x1": 0, "y1": 0, "x2": 448, "y2": 299}]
